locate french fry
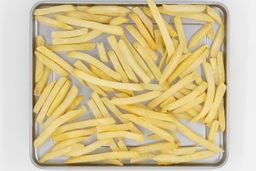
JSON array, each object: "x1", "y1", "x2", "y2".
[
  {"x1": 188, "y1": 23, "x2": 212, "y2": 49},
  {"x1": 167, "y1": 45, "x2": 207, "y2": 83},
  {"x1": 110, "y1": 16, "x2": 128, "y2": 25},
  {"x1": 107, "y1": 36, "x2": 138, "y2": 82},
  {"x1": 67, "y1": 51, "x2": 121, "y2": 81},
  {"x1": 217, "y1": 52, "x2": 225, "y2": 84},
  {"x1": 34, "y1": 67, "x2": 51, "y2": 96},
  {"x1": 204, "y1": 83, "x2": 226, "y2": 123},
  {"x1": 72, "y1": 69, "x2": 143, "y2": 91},
  {"x1": 209, "y1": 57, "x2": 219, "y2": 85},
  {"x1": 162, "y1": 4, "x2": 206, "y2": 13},
  {"x1": 48, "y1": 43, "x2": 96, "y2": 52},
  {"x1": 159, "y1": 51, "x2": 168, "y2": 70},
  {"x1": 160, "y1": 43, "x2": 184, "y2": 83},
  {"x1": 125, "y1": 25, "x2": 149, "y2": 49},
  {"x1": 54, "y1": 14, "x2": 124, "y2": 36},
  {"x1": 153, "y1": 150, "x2": 216, "y2": 163},
  {"x1": 210, "y1": 23, "x2": 224, "y2": 58},
  {"x1": 206, "y1": 6, "x2": 222, "y2": 24},
  {"x1": 147, "y1": 0, "x2": 175, "y2": 57},
  {"x1": 122, "y1": 114, "x2": 175, "y2": 143},
  {"x1": 52, "y1": 127, "x2": 96, "y2": 142},
  {"x1": 33, "y1": 81, "x2": 56, "y2": 113},
  {"x1": 34, "y1": 108, "x2": 86, "y2": 148},
  {"x1": 133, "y1": 41, "x2": 158, "y2": 62},
  {"x1": 207, "y1": 24, "x2": 215, "y2": 39},
  {"x1": 142, "y1": 117, "x2": 176, "y2": 131},
  {"x1": 86, "y1": 6, "x2": 130, "y2": 17},
  {"x1": 65, "y1": 151, "x2": 139, "y2": 163},
  {"x1": 39, "y1": 143, "x2": 83, "y2": 163},
  {"x1": 100, "y1": 160, "x2": 123, "y2": 166},
  {"x1": 207, "y1": 120, "x2": 219, "y2": 142},
  {"x1": 35, "y1": 36, "x2": 45, "y2": 83},
  {"x1": 179, "y1": 88, "x2": 191, "y2": 95},
  {"x1": 131, "y1": 142, "x2": 176, "y2": 153},
  {"x1": 54, "y1": 117, "x2": 115, "y2": 135},
  {"x1": 218, "y1": 101, "x2": 226, "y2": 132},
  {"x1": 164, "y1": 21, "x2": 178, "y2": 38},
  {"x1": 98, "y1": 131, "x2": 144, "y2": 142},
  {"x1": 111, "y1": 91, "x2": 161, "y2": 105},
  {"x1": 34, "y1": 5, "x2": 75, "y2": 15},
  {"x1": 52, "y1": 30, "x2": 102, "y2": 45},
  {"x1": 130, "y1": 153, "x2": 154, "y2": 163},
  {"x1": 118, "y1": 39, "x2": 150, "y2": 83},
  {"x1": 163, "y1": 82, "x2": 207, "y2": 111},
  {"x1": 160, "y1": 96, "x2": 176, "y2": 108},
  {"x1": 51, "y1": 28, "x2": 88, "y2": 38},
  {"x1": 154, "y1": 29, "x2": 164, "y2": 55},
  {"x1": 42, "y1": 86, "x2": 79, "y2": 128},
  {"x1": 65, "y1": 11, "x2": 112, "y2": 24},
  {"x1": 129, "y1": 13, "x2": 156, "y2": 49},
  {"x1": 97, "y1": 43, "x2": 108, "y2": 63},
  {"x1": 167, "y1": 146, "x2": 197, "y2": 155},
  {"x1": 174, "y1": 16, "x2": 188, "y2": 53},
  {"x1": 88, "y1": 98, "x2": 103, "y2": 118},
  {"x1": 89, "y1": 65, "x2": 115, "y2": 82},
  {"x1": 36, "y1": 77, "x2": 67, "y2": 123},
  {"x1": 35, "y1": 51, "x2": 68, "y2": 76},
  {"x1": 132, "y1": 7, "x2": 154, "y2": 37},
  {"x1": 35, "y1": 16, "x2": 73, "y2": 30},
  {"x1": 191, "y1": 62, "x2": 215, "y2": 122},
  {"x1": 97, "y1": 123, "x2": 134, "y2": 133},
  {"x1": 67, "y1": 95, "x2": 84, "y2": 111},
  {"x1": 66, "y1": 139, "x2": 111, "y2": 157},
  {"x1": 117, "y1": 139, "x2": 128, "y2": 151},
  {"x1": 143, "y1": 84, "x2": 168, "y2": 91},
  {"x1": 91, "y1": 92, "x2": 110, "y2": 117},
  {"x1": 108, "y1": 139, "x2": 120, "y2": 152},
  {"x1": 148, "y1": 73, "x2": 195, "y2": 109},
  {"x1": 76, "y1": 5, "x2": 89, "y2": 11}
]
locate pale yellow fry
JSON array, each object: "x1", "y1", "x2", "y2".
[
  {"x1": 39, "y1": 143, "x2": 82, "y2": 163},
  {"x1": 50, "y1": 136, "x2": 89, "y2": 152},
  {"x1": 96, "y1": 43, "x2": 108, "y2": 63},
  {"x1": 154, "y1": 29, "x2": 164, "y2": 55},
  {"x1": 147, "y1": 134, "x2": 163, "y2": 141},
  {"x1": 129, "y1": 13, "x2": 156, "y2": 50},
  {"x1": 207, "y1": 24, "x2": 215, "y2": 39},
  {"x1": 48, "y1": 43, "x2": 96, "y2": 52},
  {"x1": 125, "y1": 24, "x2": 149, "y2": 49},
  {"x1": 179, "y1": 88, "x2": 192, "y2": 95},
  {"x1": 42, "y1": 86, "x2": 78, "y2": 128},
  {"x1": 208, "y1": 120, "x2": 219, "y2": 142},
  {"x1": 89, "y1": 65, "x2": 115, "y2": 84},
  {"x1": 131, "y1": 142, "x2": 176, "y2": 153},
  {"x1": 132, "y1": 7, "x2": 154, "y2": 37},
  {"x1": 108, "y1": 139, "x2": 120, "y2": 152},
  {"x1": 34, "y1": 5, "x2": 75, "y2": 15},
  {"x1": 164, "y1": 21, "x2": 178, "y2": 38},
  {"x1": 97, "y1": 123, "x2": 134, "y2": 133},
  {"x1": 52, "y1": 30, "x2": 102, "y2": 45},
  {"x1": 54, "y1": 14, "x2": 124, "y2": 36},
  {"x1": 142, "y1": 117, "x2": 176, "y2": 131},
  {"x1": 107, "y1": 36, "x2": 138, "y2": 82},
  {"x1": 174, "y1": 16, "x2": 188, "y2": 53},
  {"x1": 143, "y1": 84, "x2": 168, "y2": 91},
  {"x1": 188, "y1": 23, "x2": 211, "y2": 49},
  {"x1": 99, "y1": 160, "x2": 123, "y2": 166},
  {"x1": 142, "y1": 7, "x2": 152, "y2": 18},
  {"x1": 116, "y1": 139, "x2": 128, "y2": 151},
  {"x1": 35, "y1": 51, "x2": 68, "y2": 76},
  {"x1": 76, "y1": 5, "x2": 89, "y2": 11},
  {"x1": 205, "y1": 83, "x2": 226, "y2": 123},
  {"x1": 54, "y1": 117, "x2": 115, "y2": 135},
  {"x1": 191, "y1": 62, "x2": 215, "y2": 122},
  {"x1": 148, "y1": 72, "x2": 195, "y2": 109},
  {"x1": 130, "y1": 153, "x2": 154, "y2": 163},
  {"x1": 160, "y1": 43, "x2": 184, "y2": 83},
  {"x1": 133, "y1": 42, "x2": 161, "y2": 81},
  {"x1": 65, "y1": 11, "x2": 112, "y2": 24},
  {"x1": 65, "y1": 151, "x2": 139, "y2": 163},
  {"x1": 86, "y1": 5, "x2": 130, "y2": 17},
  {"x1": 118, "y1": 39, "x2": 150, "y2": 83},
  {"x1": 168, "y1": 45, "x2": 207, "y2": 83},
  {"x1": 153, "y1": 150, "x2": 216, "y2": 163},
  {"x1": 73, "y1": 69, "x2": 143, "y2": 91},
  {"x1": 164, "y1": 82, "x2": 208, "y2": 111},
  {"x1": 67, "y1": 95, "x2": 84, "y2": 111},
  {"x1": 160, "y1": 96, "x2": 176, "y2": 108},
  {"x1": 91, "y1": 92, "x2": 110, "y2": 117},
  {"x1": 67, "y1": 51, "x2": 121, "y2": 81},
  {"x1": 36, "y1": 77, "x2": 67, "y2": 123},
  {"x1": 210, "y1": 23, "x2": 224, "y2": 58},
  {"x1": 159, "y1": 51, "x2": 168, "y2": 70},
  {"x1": 194, "y1": 70, "x2": 203, "y2": 85},
  {"x1": 35, "y1": 36, "x2": 45, "y2": 82},
  {"x1": 34, "y1": 108, "x2": 84, "y2": 148},
  {"x1": 178, "y1": 53, "x2": 192, "y2": 65},
  {"x1": 133, "y1": 41, "x2": 158, "y2": 62},
  {"x1": 110, "y1": 16, "x2": 128, "y2": 25},
  {"x1": 97, "y1": 131, "x2": 144, "y2": 142},
  {"x1": 147, "y1": 0, "x2": 174, "y2": 57},
  {"x1": 37, "y1": 46, "x2": 74, "y2": 72},
  {"x1": 175, "y1": 121, "x2": 223, "y2": 152},
  {"x1": 162, "y1": 4, "x2": 206, "y2": 13},
  {"x1": 217, "y1": 52, "x2": 225, "y2": 84},
  {"x1": 34, "y1": 67, "x2": 51, "y2": 96},
  {"x1": 174, "y1": 113, "x2": 193, "y2": 120},
  {"x1": 51, "y1": 28, "x2": 88, "y2": 38},
  {"x1": 179, "y1": 49, "x2": 210, "y2": 78},
  {"x1": 218, "y1": 101, "x2": 225, "y2": 132},
  {"x1": 66, "y1": 139, "x2": 111, "y2": 157},
  {"x1": 207, "y1": 6, "x2": 222, "y2": 24},
  {"x1": 209, "y1": 58, "x2": 219, "y2": 85},
  {"x1": 52, "y1": 128, "x2": 96, "y2": 142},
  {"x1": 122, "y1": 114, "x2": 175, "y2": 143},
  {"x1": 33, "y1": 81, "x2": 56, "y2": 113},
  {"x1": 168, "y1": 146, "x2": 197, "y2": 155},
  {"x1": 35, "y1": 16, "x2": 73, "y2": 30},
  {"x1": 87, "y1": 98, "x2": 102, "y2": 119}
]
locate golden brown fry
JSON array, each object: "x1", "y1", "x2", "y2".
[
  {"x1": 35, "y1": 16, "x2": 73, "y2": 30},
  {"x1": 48, "y1": 43, "x2": 96, "y2": 52},
  {"x1": 65, "y1": 11, "x2": 112, "y2": 23},
  {"x1": 34, "y1": 5, "x2": 75, "y2": 15}
]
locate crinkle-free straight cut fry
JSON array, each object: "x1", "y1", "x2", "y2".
[{"x1": 33, "y1": 0, "x2": 227, "y2": 166}]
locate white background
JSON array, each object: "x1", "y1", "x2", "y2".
[{"x1": 0, "y1": 0, "x2": 254, "y2": 170}]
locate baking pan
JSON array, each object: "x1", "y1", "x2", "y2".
[{"x1": 29, "y1": 0, "x2": 229, "y2": 169}]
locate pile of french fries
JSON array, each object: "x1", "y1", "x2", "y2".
[{"x1": 33, "y1": 0, "x2": 226, "y2": 165}]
